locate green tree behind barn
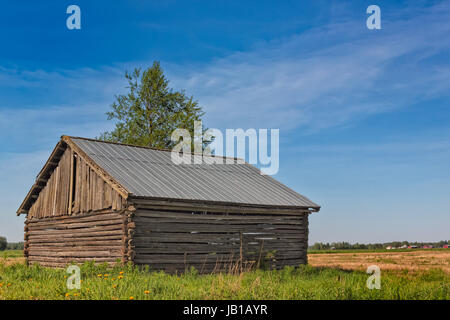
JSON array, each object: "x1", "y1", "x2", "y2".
[{"x1": 99, "y1": 61, "x2": 206, "y2": 149}]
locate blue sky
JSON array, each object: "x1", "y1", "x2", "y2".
[{"x1": 0, "y1": 0, "x2": 449, "y2": 243}]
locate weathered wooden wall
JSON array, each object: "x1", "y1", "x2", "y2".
[
  {"x1": 28, "y1": 147, "x2": 124, "y2": 219},
  {"x1": 72, "y1": 153, "x2": 124, "y2": 215},
  {"x1": 28, "y1": 148, "x2": 72, "y2": 218},
  {"x1": 25, "y1": 211, "x2": 126, "y2": 267},
  {"x1": 130, "y1": 208, "x2": 309, "y2": 273}
]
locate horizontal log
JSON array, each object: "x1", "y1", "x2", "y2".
[
  {"x1": 28, "y1": 249, "x2": 122, "y2": 258},
  {"x1": 27, "y1": 261, "x2": 69, "y2": 268},
  {"x1": 133, "y1": 252, "x2": 304, "y2": 261},
  {"x1": 28, "y1": 224, "x2": 123, "y2": 236},
  {"x1": 133, "y1": 232, "x2": 306, "y2": 242},
  {"x1": 27, "y1": 235, "x2": 123, "y2": 244},
  {"x1": 27, "y1": 239, "x2": 124, "y2": 247},
  {"x1": 28, "y1": 229, "x2": 124, "y2": 240},
  {"x1": 130, "y1": 198, "x2": 312, "y2": 215},
  {"x1": 135, "y1": 220, "x2": 304, "y2": 230},
  {"x1": 26, "y1": 211, "x2": 125, "y2": 224},
  {"x1": 134, "y1": 210, "x2": 306, "y2": 222},
  {"x1": 132, "y1": 238, "x2": 304, "y2": 247},
  {"x1": 133, "y1": 245, "x2": 305, "y2": 255},
  {"x1": 27, "y1": 256, "x2": 121, "y2": 263},
  {"x1": 28, "y1": 261, "x2": 119, "y2": 268},
  {"x1": 135, "y1": 222, "x2": 305, "y2": 233},
  {"x1": 26, "y1": 218, "x2": 124, "y2": 231},
  {"x1": 134, "y1": 263, "x2": 224, "y2": 274},
  {"x1": 28, "y1": 245, "x2": 124, "y2": 252},
  {"x1": 26, "y1": 214, "x2": 125, "y2": 226}
]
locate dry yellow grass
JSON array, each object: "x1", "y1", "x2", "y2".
[
  {"x1": 308, "y1": 250, "x2": 450, "y2": 273},
  {"x1": 1, "y1": 257, "x2": 25, "y2": 266}
]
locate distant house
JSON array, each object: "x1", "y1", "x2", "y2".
[
  {"x1": 17, "y1": 136, "x2": 321, "y2": 272},
  {"x1": 422, "y1": 245, "x2": 433, "y2": 249},
  {"x1": 408, "y1": 245, "x2": 418, "y2": 249},
  {"x1": 443, "y1": 245, "x2": 449, "y2": 249},
  {"x1": 386, "y1": 246, "x2": 393, "y2": 250},
  {"x1": 399, "y1": 245, "x2": 408, "y2": 249}
]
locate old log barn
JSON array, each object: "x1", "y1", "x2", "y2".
[{"x1": 17, "y1": 136, "x2": 320, "y2": 272}]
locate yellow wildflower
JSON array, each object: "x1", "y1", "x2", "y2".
[
  {"x1": 144, "y1": 290, "x2": 150, "y2": 295},
  {"x1": 129, "y1": 296, "x2": 134, "y2": 300}
]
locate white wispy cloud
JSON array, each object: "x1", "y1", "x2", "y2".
[{"x1": 167, "y1": 2, "x2": 450, "y2": 131}]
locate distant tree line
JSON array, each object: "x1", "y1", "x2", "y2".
[
  {"x1": 0, "y1": 236, "x2": 24, "y2": 251},
  {"x1": 309, "y1": 240, "x2": 449, "y2": 250}
]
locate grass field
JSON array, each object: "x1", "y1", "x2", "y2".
[
  {"x1": 309, "y1": 249, "x2": 450, "y2": 273},
  {"x1": 0, "y1": 249, "x2": 448, "y2": 300},
  {"x1": 1, "y1": 250, "x2": 23, "y2": 258}
]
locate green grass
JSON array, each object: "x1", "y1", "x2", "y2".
[
  {"x1": 0, "y1": 250, "x2": 23, "y2": 258},
  {"x1": 0, "y1": 260, "x2": 448, "y2": 300}
]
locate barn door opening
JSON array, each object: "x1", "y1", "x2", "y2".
[{"x1": 69, "y1": 151, "x2": 77, "y2": 215}]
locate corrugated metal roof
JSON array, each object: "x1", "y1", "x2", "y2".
[{"x1": 70, "y1": 137, "x2": 320, "y2": 209}]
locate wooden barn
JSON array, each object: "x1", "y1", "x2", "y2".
[{"x1": 17, "y1": 136, "x2": 320, "y2": 272}]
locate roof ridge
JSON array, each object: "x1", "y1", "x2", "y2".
[{"x1": 64, "y1": 135, "x2": 244, "y2": 161}]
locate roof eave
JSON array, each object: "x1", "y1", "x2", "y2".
[
  {"x1": 128, "y1": 195, "x2": 320, "y2": 214},
  {"x1": 16, "y1": 140, "x2": 68, "y2": 215}
]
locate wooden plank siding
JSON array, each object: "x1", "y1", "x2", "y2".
[
  {"x1": 130, "y1": 208, "x2": 309, "y2": 273},
  {"x1": 28, "y1": 147, "x2": 124, "y2": 219},
  {"x1": 25, "y1": 211, "x2": 126, "y2": 267}
]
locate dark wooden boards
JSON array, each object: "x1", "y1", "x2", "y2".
[
  {"x1": 132, "y1": 209, "x2": 309, "y2": 273},
  {"x1": 25, "y1": 211, "x2": 126, "y2": 266}
]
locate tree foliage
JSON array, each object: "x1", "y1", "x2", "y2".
[
  {"x1": 0, "y1": 236, "x2": 6, "y2": 251},
  {"x1": 100, "y1": 61, "x2": 205, "y2": 149},
  {"x1": 309, "y1": 240, "x2": 449, "y2": 250},
  {"x1": 6, "y1": 242, "x2": 24, "y2": 250}
]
